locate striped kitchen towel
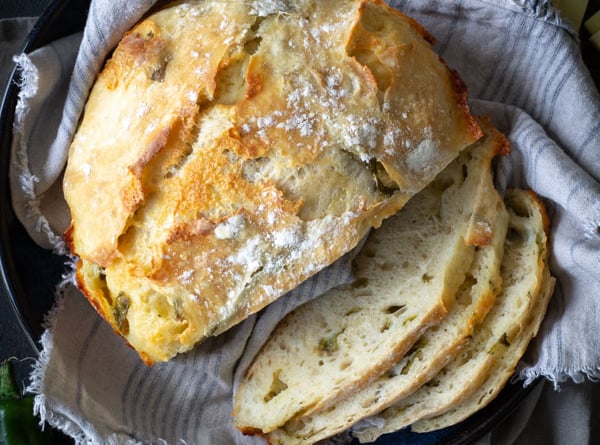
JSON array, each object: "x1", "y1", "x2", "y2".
[{"x1": 7, "y1": 0, "x2": 600, "y2": 444}]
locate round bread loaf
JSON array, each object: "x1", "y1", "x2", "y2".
[{"x1": 63, "y1": 0, "x2": 481, "y2": 363}]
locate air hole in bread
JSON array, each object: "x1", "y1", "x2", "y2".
[
  {"x1": 352, "y1": 277, "x2": 369, "y2": 288},
  {"x1": 248, "y1": 265, "x2": 265, "y2": 283},
  {"x1": 340, "y1": 359, "x2": 353, "y2": 370},
  {"x1": 352, "y1": 48, "x2": 391, "y2": 93},
  {"x1": 100, "y1": 285, "x2": 113, "y2": 306},
  {"x1": 296, "y1": 166, "x2": 307, "y2": 180},
  {"x1": 373, "y1": 160, "x2": 399, "y2": 195},
  {"x1": 344, "y1": 307, "x2": 363, "y2": 316},
  {"x1": 213, "y1": 53, "x2": 249, "y2": 105},
  {"x1": 221, "y1": 148, "x2": 240, "y2": 165},
  {"x1": 424, "y1": 378, "x2": 440, "y2": 388},
  {"x1": 116, "y1": 221, "x2": 138, "y2": 255},
  {"x1": 477, "y1": 392, "x2": 486, "y2": 405},
  {"x1": 346, "y1": 7, "x2": 392, "y2": 93},
  {"x1": 173, "y1": 298, "x2": 185, "y2": 321},
  {"x1": 250, "y1": 16, "x2": 264, "y2": 33},
  {"x1": 163, "y1": 144, "x2": 194, "y2": 178},
  {"x1": 506, "y1": 228, "x2": 525, "y2": 245},
  {"x1": 380, "y1": 320, "x2": 391, "y2": 333},
  {"x1": 150, "y1": 58, "x2": 170, "y2": 82},
  {"x1": 90, "y1": 266, "x2": 112, "y2": 305},
  {"x1": 399, "y1": 355, "x2": 416, "y2": 375},
  {"x1": 244, "y1": 36, "x2": 263, "y2": 55},
  {"x1": 507, "y1": 198, "x2": 532, "y2": 218},
  {"x1": 456, "y1": 347, "x2": 475, "y2": 365},
  {"x1": 384, "y1": 304, "x2": 407, "y2": 315},
  {"x1": 455, "y1": 274, "x2": 476, "y2": 306},
  {"x1": 264, "y1": 370, "x2": 288, "y2": 402}
]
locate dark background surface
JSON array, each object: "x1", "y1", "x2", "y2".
[
  {"x1": 1, "y1": 0, "x2": 51, "y2": 17},
  {"x1": 0, "y1": 0, "x2": 599, "y2": 443},
  {"x1": 581, "y1": 1, "x2": 600, "y2": 90}
]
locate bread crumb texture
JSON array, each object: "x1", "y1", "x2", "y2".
[{"x1": 63, "y1": 0, "x2": 481, "y2": 363}]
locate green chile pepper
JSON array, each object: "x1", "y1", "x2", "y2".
[{"x1": 0, "y1": 360, "x2": 57, "y2": 445}]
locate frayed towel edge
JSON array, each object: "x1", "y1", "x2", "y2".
[
  {"x1": 516, "y1": 366, "x2": 600, "y2": 390},
  {"x1": 12, "y1": 53, "x2": 67, "y2": 254}
]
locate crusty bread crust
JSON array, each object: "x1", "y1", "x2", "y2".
[{"x1": 63, "y1": 0, "x2": 481, "y2": 363}]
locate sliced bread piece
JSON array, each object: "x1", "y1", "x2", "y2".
[
  {"x1": 265, "y1": 124, "x2": 510, "y2": 445},
  {"x1": 411, "y1": 190, "x2": 555, "y2": 433},
  {"x1": 232, "y1": 120, "x2": 503, "y2": 435},
  {"x1": 354, "y1": 188, "x2": 554, "y2": 443}
]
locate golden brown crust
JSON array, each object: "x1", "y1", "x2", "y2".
[
  {"x1": 365, "y1": 0, "x2": 436, "y2": 45},
  {"x1": 523, "y1": 189, "x2": 551, "y2": 235},
  {"x1": 462, "y1": 118, "x2": 509, "y2": 246},
  {"x1": 447, "y1": 66, "x2": 483, "y2": 140},
  {"x1": 63, "y1": 0, "x2": 482, "y2": 363}
]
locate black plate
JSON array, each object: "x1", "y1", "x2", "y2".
[{"x1": 0, "y1": 1, "x2": 536, "y2": 443}]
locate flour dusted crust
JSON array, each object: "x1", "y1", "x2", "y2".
[{"x1": 63, "y1": 0, "x2": 481, "y2": 363}]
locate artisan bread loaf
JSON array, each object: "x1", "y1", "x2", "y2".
[
  {"x1": 232, "y1": 118, "x2": 505, "y2": 435},
  {"x1": 62, "y1": 0, "x2": 481, "y2": 363},
  {"x1": 266, "y1": 146, "x2": 509, "y2": 444},
  {"x1": 354, "y1": 189, "x2": 554, "y2": 442}
]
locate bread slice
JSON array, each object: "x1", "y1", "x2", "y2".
[
  {"x1": 264, "y1": 122, "x2": 509, "y2": 445},
  {"x1": 269, "y1": 187, "x2": 509, "y2": 445},
  {"x1": 354, "y1": 189, "x2": 554, "y2": 443},
  {"x1": 62, "y1": 0, "x2": 481, "y2": 364},
  {"x1": 410, "y1": 191, "x2": 555, "y2": 434},
  {"x1": 232, "y1": 119, "x2": 505, "y2": 435}
]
